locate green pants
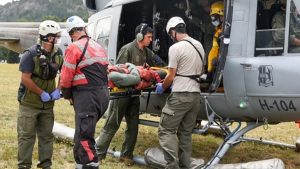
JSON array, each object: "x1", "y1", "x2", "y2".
[
  {"x1": 17, "y1": 105, "x2": 54, "y2": 169},
  {"x1": 158, "y1": 92, "x2": 201, "y2": 169},
  {"x1": 96, "y1": 97, "x2": 139, "y2": 160}
]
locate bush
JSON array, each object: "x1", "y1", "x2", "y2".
[
  {"x1": 7, "y1": 53, "x2": 20, "y2": 63},
  {"x1": 0, "y1": 47, "x2": 19, "y2": 63}
]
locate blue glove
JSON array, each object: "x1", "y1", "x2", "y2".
[
  {"x1": 50, "y1": 88, "x2": 61, "y2": 101},
  {"x1": 40, "y1": 91, "x2": 51, "y2": 102},
  {"x1": 155, "y1": 83, "x2": 164, "y2": 94}
]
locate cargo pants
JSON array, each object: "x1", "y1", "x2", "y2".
[
  {"x1": 72, "y1": 86, "x2": 109, "y2": 169},
  {"x1": 96, "y1": 96, "x2": 140, "y2": 160},
  {"x1": 158, "y1": 92, "x2": 201, "y2": 169},
  {"x1": 17, "y1": 105, "x2": 54, "y2": 169}
]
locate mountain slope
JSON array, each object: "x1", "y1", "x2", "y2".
[{"x1": 0, "y1": 0, "x2": 89, "y2": 22}]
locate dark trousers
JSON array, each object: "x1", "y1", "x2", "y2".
[
  {"x1": 72, "y1": 86, "x2": 109, "y2": 167},
  {"x1": 96, "y1": 97, "x2": 140, "y2": 160}
]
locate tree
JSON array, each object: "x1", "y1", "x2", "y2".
[
  {"x1": 7, "y1": 52, "x2": 19, "y2": 63},
  {"x1": 42, "y1": 15, "x2": 64, "y2": 22},
  {"x1": 0, "y1": 47, "x2": 19, "y2": 63}
]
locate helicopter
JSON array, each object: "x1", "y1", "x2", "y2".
[
  {"x1": 84, "y1": 0, "x2": 300, "y2": 166},
  {"x1": 0, "y1": 0, "x2": 300, "y2": 168}
]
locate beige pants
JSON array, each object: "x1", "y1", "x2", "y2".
[{"x1": 158, "y1": 92, "x2": 201, "y2": 169}]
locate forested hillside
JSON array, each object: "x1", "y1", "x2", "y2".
[
  {"x1": 0, "y1": 0, "x2": 90, "y2": 63},
  {"x1": 0, "y1": 0, "x2": 89, "y2": 22}
]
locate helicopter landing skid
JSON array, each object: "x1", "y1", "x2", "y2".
[{"x1": 197, "y1": 122, "x2": 263, "y2": 169}]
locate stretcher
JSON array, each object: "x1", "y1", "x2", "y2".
[{"x1": 109, "y1": 86, "x2": 155, "y2": 100}]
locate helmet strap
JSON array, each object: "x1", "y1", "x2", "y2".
[
  {"x1": 172, "y1": 32, "x2": 178, "y2": 43},
  {"x1": 78, "y1": 35, "x2": 89, "y2": 40}
]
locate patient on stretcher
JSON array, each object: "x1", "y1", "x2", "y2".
[{"x1": 108, "y1": 63, "x2": 167, "y2": 90}]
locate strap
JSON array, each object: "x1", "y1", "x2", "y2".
[
  {"x1": 176, "y1": 74, "x2": 201, "y2": 83},
  {"x1": 183, "y1": 39, "x2": 204, "y2": 63},
  {"x1": 76, "y1": 38, "x2": 90, "y2": 68},
  {"x1": 175, "y1": 39, "x2": 204, "y2": 83}
]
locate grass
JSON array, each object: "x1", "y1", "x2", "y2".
[{"x1": 0, "y1": 63, "x2": 300, "y2": 169}]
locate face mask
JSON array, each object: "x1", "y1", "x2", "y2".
[
  {"x1": 212, "y1": 20, "x2": 220, "y2": 27},
  {"x1": 211, "y1": 15, "x2": 221, "y2": 27},
  {"x1": 55, "y1": 38, "x2": 61, "y2": 45},
  {"x1": 169, "y1": 31, "x2": 177, "y2": 42}
]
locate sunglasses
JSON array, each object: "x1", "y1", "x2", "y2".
[
  {"x1": 47, "y1": 34, "x2": 61, "y2": 41},
  {"x1": 69, "y1": 29, "x2": 75, "y2": 36},
  {"x1": 69, "y1": 27, "x2": 84, "y2": 36}
]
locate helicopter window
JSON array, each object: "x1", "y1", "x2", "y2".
[
  {"x1": 95, "y1": 16, "x2": 112, "y2": 50},
  {"x1": 288, "y1": 0, "x2": 300, "y2": 53},
  {"x1": 255, "y1": 0, "x2": 285, "y2": 56}
]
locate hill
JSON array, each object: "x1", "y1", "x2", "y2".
[{"x1": 0, "y1": 0, "x2": 89, "y2": 22}]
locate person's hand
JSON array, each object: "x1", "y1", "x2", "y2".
[
  {"x1": 40, "y1": 91, "x2": 51, "y2": 102},
  {"x1": 51, "y1": 88, "x2": 61, "y2": 101},
  {"x1": 143, "y1": 62, "x2": 150, "y2": 68},
  {"x1": 155, "y1": 83, "x2": 164, "y2": 94},
  {"x1": 69, "y1": 99, "x2": 73, "y2": 105}
]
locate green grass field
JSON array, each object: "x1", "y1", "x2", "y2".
[{"x1": 1, "y1": 64, "x2": 300, "y2": 169}]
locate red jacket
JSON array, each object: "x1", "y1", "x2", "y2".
[{"x1": 61, "y1": 37, "x2": 108, "y2": 88}]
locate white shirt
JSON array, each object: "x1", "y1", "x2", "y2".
[{"x1": 168, "y1": 36, "x2": 205, "y2": 92}]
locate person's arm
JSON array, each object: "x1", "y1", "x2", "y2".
[
  {"x1": 148, "y1": 50, "x2": 166, "y2": 67},
  {"x1": 161, "y1": 45, "x2": 178, "y2": 89},
  {"x1": 56, "y1": 76, "x2": 62, "y2": 89},
  {"x1": 272, "y1": 12, "x2": 285, "y2": 43},
  {"x1": 116, "y1": 47, "x2": 129, "y2": 64},
  {"x1": 56, "y1": 49, "x2": 64, "y2": 90},
  {"x1": 19, "y1": 50, "x2": 43, "y2": 95},
  {"x1": 162, "y1": 67, "x2": 176, "y2": 90},
  {"x1": 21, "y1": 72, "x2": 43, "y2": 95},
  {"x1": 291, "y1": 36, "x2": 300, "y2": 46},
  {"x1": 60, "y1": 45, "x2": 78, "y2": 100},
  {"x1": 60, "y1": 45, "x2": 78, "y2": 88}
]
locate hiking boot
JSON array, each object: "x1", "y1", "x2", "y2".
[{"x1": 119, "y1": 157, "x2": 134, "y2": 166}]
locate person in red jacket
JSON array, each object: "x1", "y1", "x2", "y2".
[{"x1": 60, "y1": 16, "x2": 109, "y2": 169}]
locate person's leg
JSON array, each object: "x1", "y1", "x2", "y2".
[
  {"x1": 17, "y1": 105, "x2": 38, "y2": 169},
  {"x1": 73, "y1": 90, "x2": 105, "y2": 168},
  {"x1": 36, "y1": 108, "x2": 54, "y2": 169},
  {"x1": 95, "y1": 98, "x2": 127, "y2": 160},
  {"x1": 177, "y1": 93, "x2": 201, "y2": 169},
  {"x1": 158, "y1": 93, "x2": 188, "y2": 169},
  {"x1": 121, "y1": 97, "x2": 139, "y2": 160}
]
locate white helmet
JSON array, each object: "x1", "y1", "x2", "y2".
[
  {"x1": 66, "y1": 16, "x2": 86, "y2": 33},
  {"x1": 38, "y1": 20, "x2": 61, "y2": 36},
  {"x1": 166, "y1": 16, "x2": 185, "y2": 33}
]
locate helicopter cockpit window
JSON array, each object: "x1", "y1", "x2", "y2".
[
  {"x1": 288, "y1": 0, "x2": 300, "y2": 53},
  {"x1": 95, "y1": 16, "x2": 112, "y2": 50}
]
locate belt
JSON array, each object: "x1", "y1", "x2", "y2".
[{"x1": 72, "y1": 85, "x2": 107, "y2": 91}]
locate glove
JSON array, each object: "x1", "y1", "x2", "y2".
[
  {"x1": 50, "y1": 88, "x2": 61, "y2": 101},
  {"x1": 155, "y1": 83, "x2": 164, "y2": 94},
  {"x1": 40, "y1": 91, "x2": 51, "y2": 102}
]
